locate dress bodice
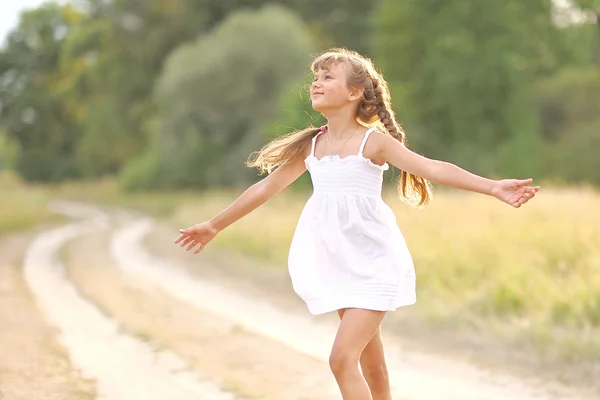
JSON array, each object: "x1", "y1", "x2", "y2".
[{"x1": 305, "y1": 128, "x2": 389, "y2": 197}]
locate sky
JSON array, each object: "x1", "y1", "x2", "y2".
[{"x1": 0, "y1": 0, "x2": 57, "y2": 45}]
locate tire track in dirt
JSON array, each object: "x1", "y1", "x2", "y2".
[
  {"x1": 22, "y1": 202, "x2": 236, "y2": 400},
  {"x1": 0, "y1": 231, "x2": 95, "y2": 400},
  {"x1": 111, "y1": 214, "x2": 595, "y2": 400},
  {"x1": 63, "y1": 228, "x2": 340, "y2": 400}
]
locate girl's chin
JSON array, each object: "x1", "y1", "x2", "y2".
[{"x1": 311, "y1": 101, "x2": 329, "y2": 113}]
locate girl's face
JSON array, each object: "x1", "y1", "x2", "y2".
[{"x1": 311, "y1": 62, "x2": 358, "y2": 113}]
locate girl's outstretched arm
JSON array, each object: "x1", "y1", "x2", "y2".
[
  {"x1": 174, "y1": 155, "x2": 307, "y2": 253},
  {"x1": 374, "y1": 133, "x2": 540, "y2": 207}
]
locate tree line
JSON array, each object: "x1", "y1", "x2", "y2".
[{"x1": 0, "y1": 0, "x2": 598, "y2": 190}]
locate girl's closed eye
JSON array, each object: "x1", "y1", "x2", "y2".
[{"x1": 313, "y1": 72, "x2": 333, "y2": 81}]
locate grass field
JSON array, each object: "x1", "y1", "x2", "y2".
[
  {"x1": 172, "y1": 184, "x2": 600, "y2": 362},
  {"x1": 0, "y1": 173, "x2": 63, "y2": 235},
  {"x1": 3, "y1": 171, "x2": 599, "y2": 363}
]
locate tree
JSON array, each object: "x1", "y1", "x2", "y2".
[
  {"x1": 0, "y1": 4, "x2": 83, "y2": 181},
  {"x1": 536, "y1": 1, "x2": 600, "y2": 184},
  {"x1": 58, "y1": 0, "x2": 213, "y2": 177},
  {"x1": 121, "y1": 4, "x2": 314, "y2": 190},
  {"x1": 571, "y1": 0, "x2": 600, "y2": 62},
  {"x1": 539, "y1": 68, "x2": 600, "y2": 185},
  {"x1": 284, "y1": 0, "x2": 382, "y2": 55},
  {"x1": 373, "y1": 0, "x2": 564, "y2": 177}
]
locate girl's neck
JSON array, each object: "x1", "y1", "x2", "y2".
[{"x1": 325, "y1": 115, "x2": 363, "y2": 139}]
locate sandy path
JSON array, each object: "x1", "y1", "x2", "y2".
[
  {"x1": 0, "y1": 232, "x2": 95, "y2": 400},
  {"x1": 22, "y1": 203, "x2": 235, "y2": 400},
  {"x1": 64, "y1": 229, "x2": 340, "y2": 400}
]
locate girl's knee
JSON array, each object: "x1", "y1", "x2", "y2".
[{"x1": 329, "y1": 348, "x2": 360, "y2": 375}]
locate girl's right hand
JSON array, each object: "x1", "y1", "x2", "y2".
[{"x1": 173, "y1": 222, "x2": 219, "y2": 254}]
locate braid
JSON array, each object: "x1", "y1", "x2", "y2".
[
  {"x1": 369, "y1": 74, "x2": 431, "y2": 208},
  {"x1": 371, "y1": 76, "x2": 405, "y2": 143}
]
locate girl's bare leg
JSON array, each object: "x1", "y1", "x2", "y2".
[
  {"x1": 330, "y1": 308, "x2": 386, "y2": 400},
  {"x1": 337, "y1": 309, "x2": 392, "y2": 400}
]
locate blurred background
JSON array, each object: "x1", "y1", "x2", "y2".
[
  {"x1": 1, "y1": 0, "x2": 599, "y2": 188},
  {"x1": 0, "y1": 0, "x2": 599, "y2": 397}
]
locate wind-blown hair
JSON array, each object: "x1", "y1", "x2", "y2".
[{"x1": 247, "y1": 48, "x2": 431, "y2": 207}]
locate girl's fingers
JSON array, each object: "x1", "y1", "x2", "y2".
[
  {"x1": 194, "y1": 242, "x2": 207, "y2": 254},
  {"x1": 186, "y1": 241, "x2": 197, "y2": 251},
  {"x1": 516, "y1": 178, "x2": 534, "y2": 187},
  {"x1": 180, "y1": 237, "x2": 193, "y2": 247},
  {"x1": 173, "y1": 234, "x2": 187, "y2": 244}
]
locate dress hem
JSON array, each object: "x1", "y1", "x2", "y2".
[{"x1": 304, "y1": 295, "x2": 416, "y2": 316}]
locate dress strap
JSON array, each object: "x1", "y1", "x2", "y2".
[
  {"x1": 358, "y1": 127, "x2": 377, "y2": 156},
  {"x1": 311, "y1": 131, "x2": 324, "y2": 157}
]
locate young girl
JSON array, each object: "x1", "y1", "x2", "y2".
[{"x1": 174, "y1": 48, "x2": 539, "y2": 400}]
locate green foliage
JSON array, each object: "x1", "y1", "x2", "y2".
[
  {"x1": 0, "y1": 0, "x2": 599, "y2": 189},
  {"x1": 283, "y1": 0, "x2": 382, "y2": 54},
  {"x1": 373, "y1": 0, "x2": 563, "y2": 177},
  {"x1": 0, "y1": 4, "x2": 83, "y2": 181},
  {"x1": 0, "y1": 130, "x2": 19, "y2": 170},
  {"x1": 538, "y1": 67, "x2": 600, "y2": 185},
  {"x1": 119, "y1": 142, "x2": 163, "y2": 191},
  {"x1": 59, "y1": 0, "x2": 213, "y2": 178},
  {"x1": 124, "y1": 5, "x2": 314, "y2": 190},
  {"x1": 178, "y1": 0, "x2": 381, "y2": 54}
]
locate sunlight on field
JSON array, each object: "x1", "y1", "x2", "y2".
[
  {"x1": 2, "y1": 174, "x2": 599, "y2": 361},
  {"x1": 174, "y1": 184, "x2": 600, "y2": 359},
  {"x1": 44, "y1": 177, "x2": 194, "y2": 217},
  {"x1": 389, "y1": 187, "x2": 600, "y2": 359},
  {"x1": 0, "y1": 173, "x2": 61, "y2": 234}
]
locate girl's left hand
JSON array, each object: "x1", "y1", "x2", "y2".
[{"x1": 490, "y1": 178, "x2": 540, "y2": 208}]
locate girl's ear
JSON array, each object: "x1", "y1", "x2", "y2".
[{"x1": 349, "y1": 86, "x2": 365, "y2": 102}]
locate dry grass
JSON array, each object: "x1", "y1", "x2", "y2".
[
  {"x1": 171, "y1": 185, "x2": 600, "y2": 362},
  {"x1": 0, "y1": 173, "x2": 62, "y2": 235},
  {"x1": 2, "y1": 173, "x2": 599, "y2": 363}
]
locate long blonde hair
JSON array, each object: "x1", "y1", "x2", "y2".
[{"x1": 247, "y1": 48, "x2": 431, "y2": 207}]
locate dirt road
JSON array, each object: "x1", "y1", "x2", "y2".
[
  {"x1": 0, "y1": 231, "x2": 95, "y2": 400},
  {"x1": 1, "y1": 201, "x2": 597, "y2": 400}
]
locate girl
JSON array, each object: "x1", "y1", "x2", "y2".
[{"x1": 174, "y1": 48, "x2": 539, "y2": 400}]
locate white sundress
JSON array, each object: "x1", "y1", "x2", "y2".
[{"x1": 288, "y1": 127, "x2": 417, "y2": 315}]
